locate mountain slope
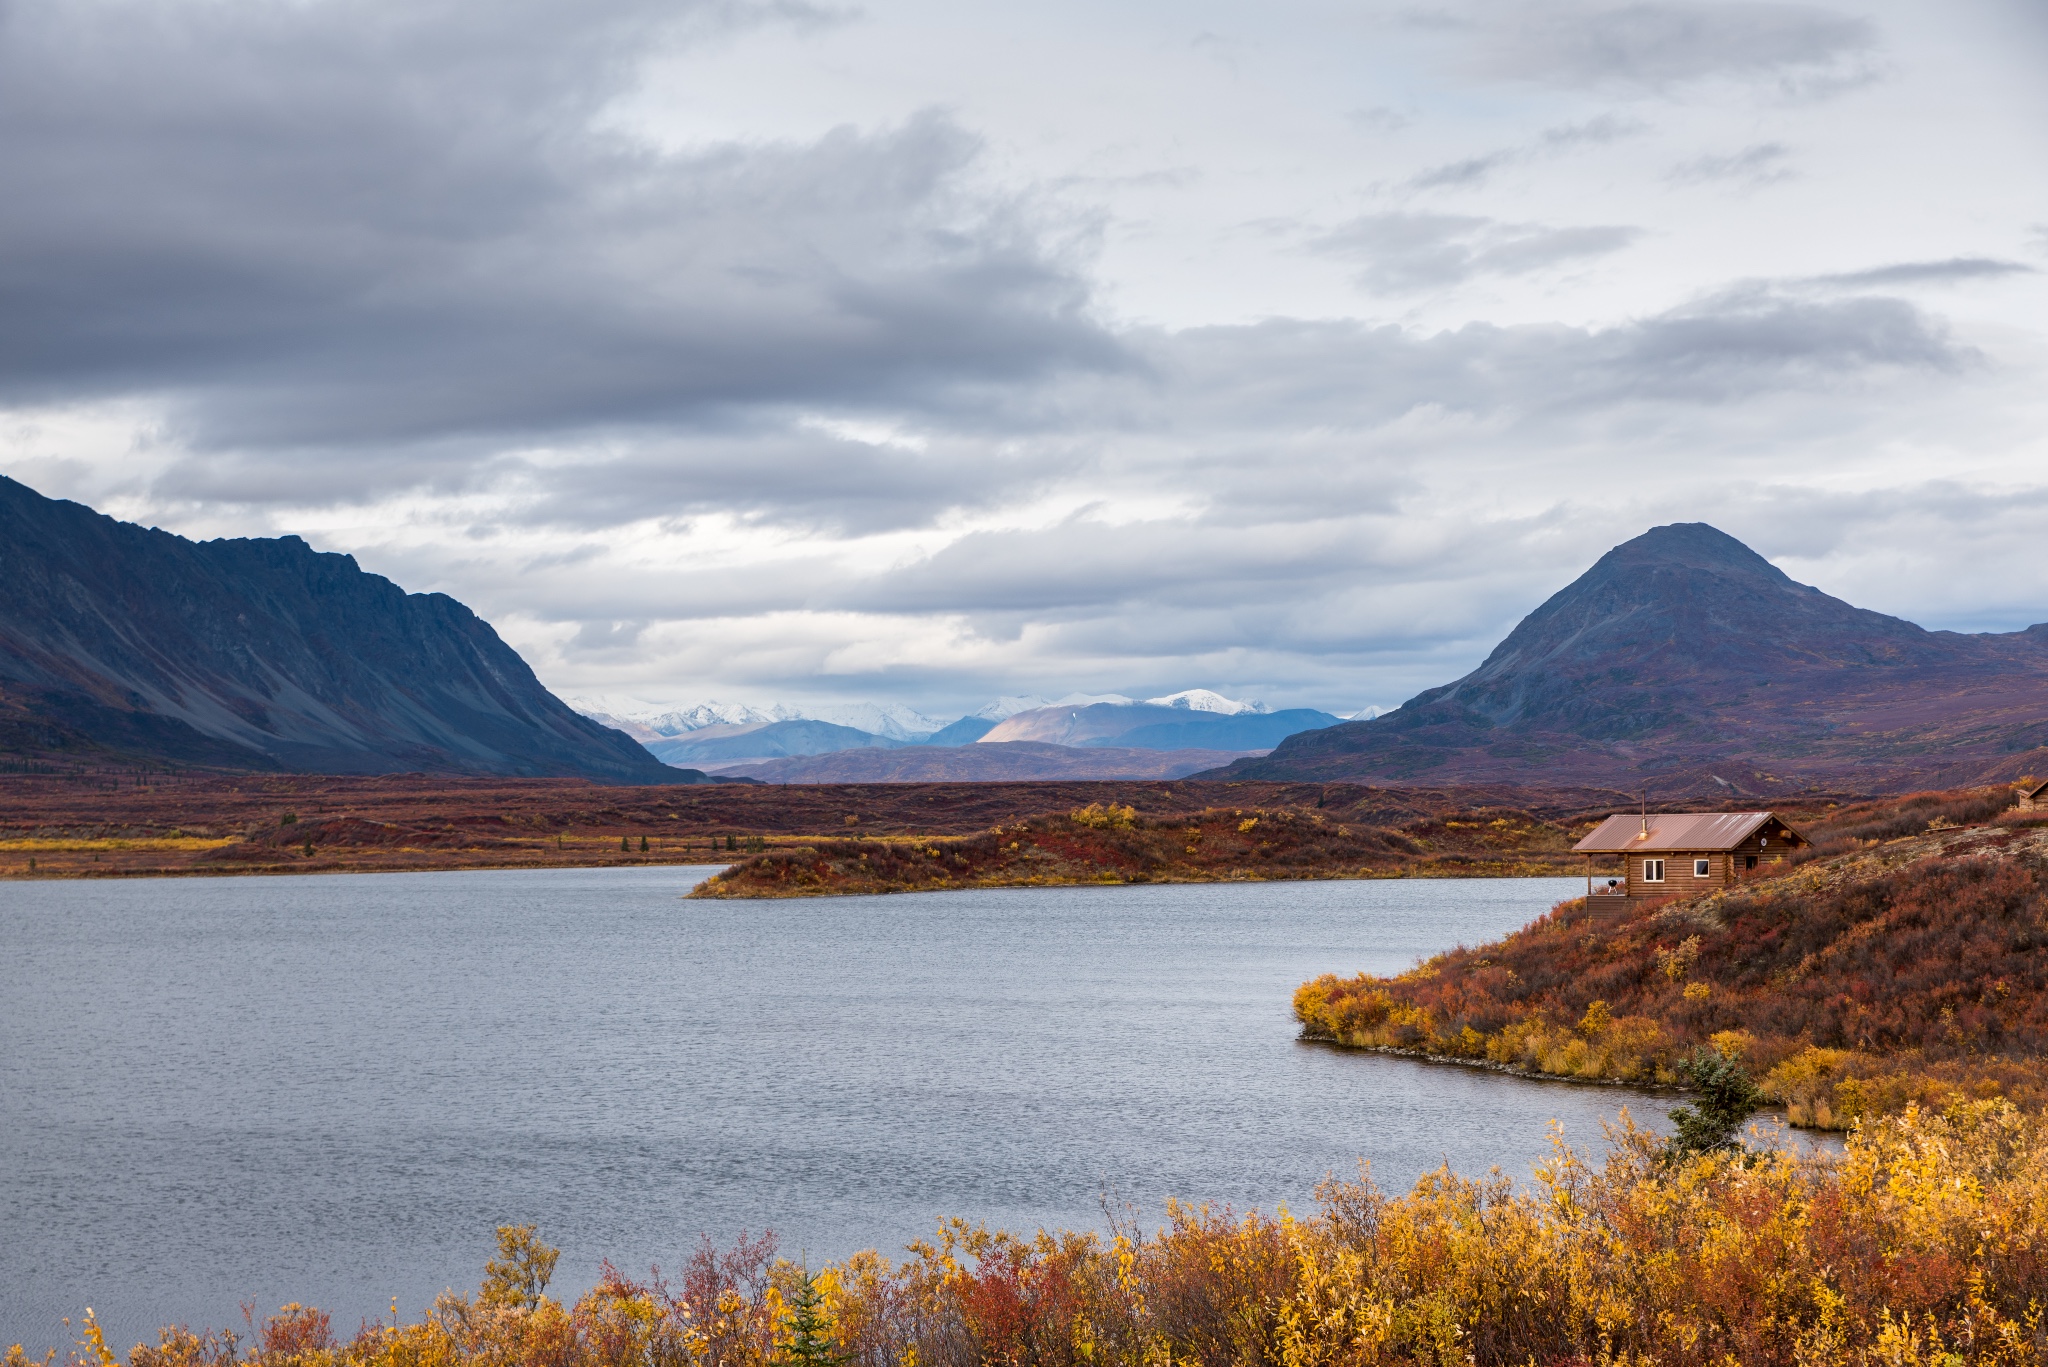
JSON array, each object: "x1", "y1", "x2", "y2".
[
  {"x1": 0, "y1": 477, "x2": 671, "y2": 780},
  {"x1": 1219, "y1": 523, "x2": 2048, "y2": 793}
]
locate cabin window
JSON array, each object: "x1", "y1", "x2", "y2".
[
  {"x1": 1694, "y1": 858, "x2": 1711, "y2": 877},
  {"x1": 1643, "y1": 859, "x2": 1665, "y2": 882},
  {"x1": 1745, "y1": 855, "x2": 1758, "y2": 870}
]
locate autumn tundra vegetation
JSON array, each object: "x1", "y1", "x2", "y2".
[
  {"x1": 1296, "y1": 787, "x2": 2048, "y2": 1131},
  {"x1": 18, "y1": 1098, "x2": 2047, "y2": 1367},
  {"x1": 693, "y1": 801, "x2": 1587, "y2": 896},
  {"x1": 0, "y1": 773, "x2": 1626, "y2": 879}
]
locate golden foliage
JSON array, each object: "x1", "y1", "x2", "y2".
[
  {"x1": 26, "y1": 1104, "x2": 2048, "y2": 1367},
  {"x1": 1069, "y1": 804, "x2": 1136, "y2": 830}
]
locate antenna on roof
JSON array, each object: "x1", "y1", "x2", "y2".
[{"x1": 1639, "y1": 791, "x2": 1648, "y2": 838}]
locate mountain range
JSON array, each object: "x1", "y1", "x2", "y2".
[
  {"x1": 565, "y1": 692, "x2": 1346, "y2": 775},
  {"x1": 14, "y1": 479, "x2": 2041, "y2": 795},
  {"x1": 0, "y1": 477, "x2": 674, "y2": 781},
  {"x1": 1215, "y1": 522, "x2": 2048, "y2": 795}
]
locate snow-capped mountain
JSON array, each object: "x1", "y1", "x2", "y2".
[
  {"x1": 562, "y1": 696, "x2": 800, "y2": 740},
  {"x1": 563, "y1": 695, "x2": 941, "y2": 742},
  {"x1": 972, "y1": 695, "x2": 1053, "y2": 720},
  {"x1": 566, "y1": 689, "x2": 1342, "y2": 751},
  {"x1": 1144, "y1": 689, "x2": 1270, "y2": 715},
  {"x1": 797, "y1": 702, "x2": 946, "y2": 741}
]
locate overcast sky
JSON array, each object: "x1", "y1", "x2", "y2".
[{"x1": 3, "y1": 0, "x2": 2045, "y2": 718}]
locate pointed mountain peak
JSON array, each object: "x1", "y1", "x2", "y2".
[{"x1": 1596, "y1": 523, "x2": 1793, "y2": 583}]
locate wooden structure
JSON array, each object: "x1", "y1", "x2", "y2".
[
  {"x1": 2017, "y1": 779, "x2": 2048, "y2": 811},
  {"x1": 1572, "y1": 811, "x2": 1808, "y2": 903}
]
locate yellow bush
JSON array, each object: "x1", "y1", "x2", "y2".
[{"x1": 59, "y1": 1101, "x2": 2048, "y2": 1367}]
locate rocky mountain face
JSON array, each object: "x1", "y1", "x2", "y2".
[
  {"x1": 1219, "y1": 523, "x2": 2048, "y2": 795},
  {"x1": 0, "y1": 477, "x2": 674, "y2": 780}
]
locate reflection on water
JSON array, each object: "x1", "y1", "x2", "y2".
[{"x1": 3, "y1": 869, "x2": 1710, "y2": 1350}]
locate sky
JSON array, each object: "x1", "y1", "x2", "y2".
[{"x1": 2, "y1": 0, "x2": 2045, "y2": 720}]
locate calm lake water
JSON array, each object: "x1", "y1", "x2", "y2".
[{"x1": 4, "y1": 868, "x2": 1684, "y2": 1352}]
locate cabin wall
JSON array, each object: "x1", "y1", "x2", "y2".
[{"x1": 1618, "y1": 849, "x2": 1787, "y2": 898}]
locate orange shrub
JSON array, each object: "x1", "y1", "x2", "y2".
[{"x1": 25, "y1": 1102, "x2": 2048, "y2": 1367}]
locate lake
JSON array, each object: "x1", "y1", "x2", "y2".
[{"x1": 4, "y1": 868, "x2": 1676, "y2": 1352}]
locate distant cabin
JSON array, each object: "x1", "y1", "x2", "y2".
[
  {"x1": 2018, "y1": 779, "x2": 2048, "y2": 811},
  {"x1": 1571, "y1": 812, "x2": 1808, "y2": 902}
]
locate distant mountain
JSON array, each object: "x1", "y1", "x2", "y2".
[
  {"x1": 0, "y1": 477, "x2": 673, "y2": 780},
  {"x1": 710, "y1": 741, "x2": 1257, "y2": 783},
  {"x1": 564, "y1": 690, "x2": 1303, "y2": 760},
  {"x1": 981, "y1": 701, "x2": 1342, "y2": 750},
  {"x1": 564, "y1": 697, "x2": 794, "y2": 740},
  {"x1": 1214, "y1": 522, "x2": 2048, "y2": 795},
  {"x1": 564, "y1": 695, "x2": 943, "y2": 741},
  {"x1": 1144, "y1": 689, "x2": 1271, "y2": 715},
  {"x1": 645, "y1": 718, "x2": 909, "y2": 768},
  {"x1": 918, "y1": 715, "x2": 1000, "y2": 746}
]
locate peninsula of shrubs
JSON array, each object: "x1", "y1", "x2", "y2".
[
  {"x1": 1296, "y1": 787, "x2": 2048, "y2": 1130},
  {"x1": 692, "y1": 800, "x2": 1584, "y2": 897}
]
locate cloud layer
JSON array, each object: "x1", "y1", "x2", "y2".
[{"x1": 2, "y1": 0, "x2": 2045, "y2": 717}]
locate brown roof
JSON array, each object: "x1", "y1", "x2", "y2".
[{"x1": 1573, "y1": 811, "x2": 1800, "y2": 853}]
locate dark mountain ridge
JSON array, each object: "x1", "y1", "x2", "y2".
[
  {"x1": 0, "y1": 476, "x2": 673, "y2": 780},
  {"x1": 1218, "y1": 523, "x2": 2048, "y2": 794}
]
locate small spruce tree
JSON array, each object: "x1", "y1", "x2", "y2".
[
  {"x1": 1666, "y1": 1047, "x2": 1762, "y2": 1159},
  {"x1": 780, "y1": 1271, "x2": 844, "y2": 1367}
]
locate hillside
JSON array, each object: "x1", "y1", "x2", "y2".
[
  {"x1": 1217, "y1": 523, "x2": 2048, "y2": 794},
  {"x1": 1294, "y1": 786, "x2": 2048, "y2": 1127},
  {"x1": 692, "y1": 798, "x2": 1600, "y2": 897},
  {"x1": 0, "y1": 478, "x2": 669, "y2": 780}
]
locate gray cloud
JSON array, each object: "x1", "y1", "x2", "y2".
[
  {"x1": 1540, "y1": 114, "x2": 1650, "y2": 147},
  {"x1": 1669, "y1": 142, "x2": 1796, "y2": 185},
  {"x1": 1315, "y1": 213, "x2": 1643, "y2": 291},
  {"x1": 1408, "y1": 152, "x2": 1520, "y2": 190},
  {"x1": 1804, "y1": 257, "x2": 2036, "y2": 288},
  {"x1": 1466, "y1": 2, "x2": 1879, "y2": 92},
  {"x1": 0, "y1": 0, "x2": 1120, "y2": 468},
  {"x1": 1405, "y1": 115, "x2": 1646, "y2": 192}
]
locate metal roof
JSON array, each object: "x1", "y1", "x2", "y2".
[{"x1": 1572, "y1": 811, "x2": 1792, "y2": 853}]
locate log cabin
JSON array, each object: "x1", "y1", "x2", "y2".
[{"x1": 1572, "y1": 811, "x2": 1808, "y2": 903}]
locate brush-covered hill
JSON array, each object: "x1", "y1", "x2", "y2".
[
  {"x1": 1295, "y1": 786, "x2": 2048, "y2": 1127},
  {"x1": 690, "y1": 797, "x2": 1592, "y2": 896},
  {"x1": 0, "y1": 477, "x2": 670, "y2": 780},
  {"x1": 1216, "y1": 523, "x2": 2048, "y2": 795}
]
